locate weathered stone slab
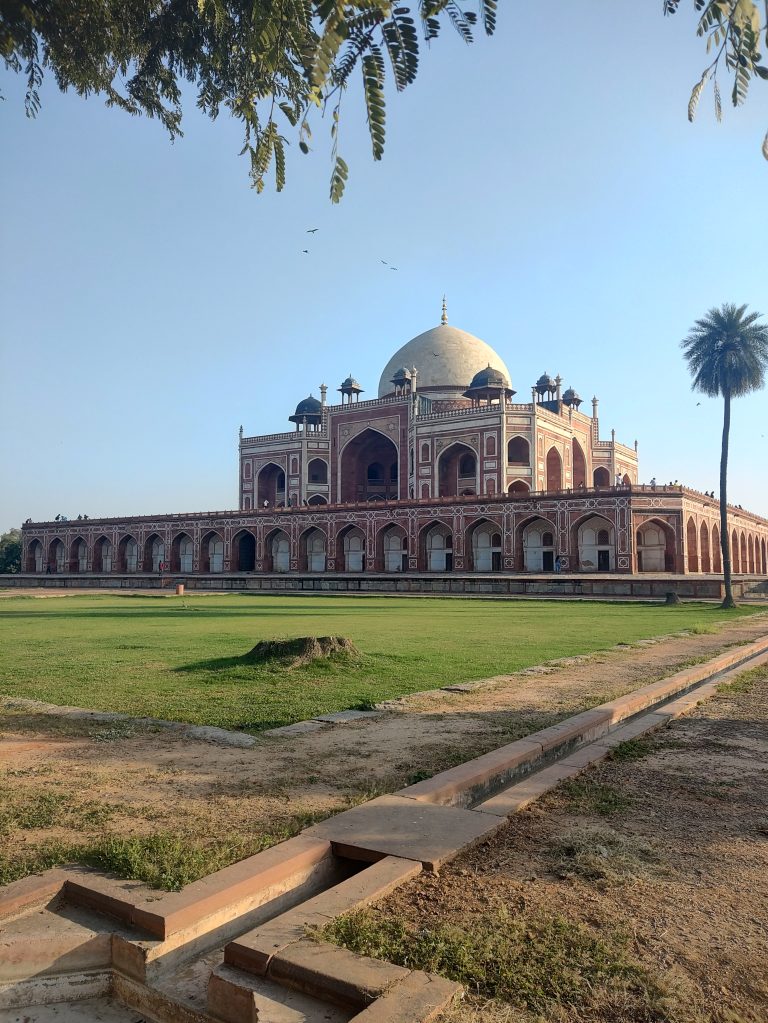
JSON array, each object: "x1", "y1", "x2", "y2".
[
  {"x1": 264, "y1": 720, "x2": 331, "y2": 738},
  {"x1": 348, "y1": 970, "x2": 462, "y2": 1022},
  {"x1": 311, "y1": 710, "x2": 379, "y2": 724},
  {"x1": 306, "y1": 796, "x2": 502, "y2": 871}
]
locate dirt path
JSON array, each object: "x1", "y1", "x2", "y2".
[
  {"x1": 343, "y1": 663, "x2": 768, "y2": 1023},
  {"x1": 1, "y1": 614, "x2": 767, "y2": 888}
]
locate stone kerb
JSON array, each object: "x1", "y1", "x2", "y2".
[{"x1": 395, "y1": 634, "x2": 768, "y2": 809}]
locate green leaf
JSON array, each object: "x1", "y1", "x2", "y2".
[{"x1": 330, "y1": 154, "x2": 349, "y2": 202}]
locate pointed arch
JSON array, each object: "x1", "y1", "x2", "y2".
[
  {"x1": 143, "y1": 533, "x2": 166, "y2": 573},
  {"x1": 573, "y1": 513, "x2": 616, "y2": 572},
  {"x1": 307, "y1": 458, "x2": 328, "y2": 485},
  {"x1": 636, "y1": 518, "x2": 675, "y2": 573},
  {"x1": 171, "y1": 532, "x2": 194, "y2": 573},
  {"x1": 256, "y1": 462, "x2": 286, "y2": 508},
  {"x1": 118, "y1": 534, "x2": 139, "y2": 572},
  {"x1": 593, "y1": 466, "x2": 610, "y2": 487},
  {"x1": 231, "y1": 529, "x2": 256, "y2": 572},
  {"x1": 545, "y1": 447, "x2": 562, "y2": 491},
  {"x1": 711, "y1": 523, "x2": 722, "y2": 573},
  {"x1": 26, "y1": 538, "x2": 44, "y2": 573},
  {"x1": 508, "y1": 480, "x2": 530, "y2": 496},
  {"x1": 507, "y1": 436, "x2": 530, "y2": 466},
  {"x1": 518, "y1": 515, "x2": 558, "y2": 572},
  {"x1": 747, "y1": 534, "x2": 755, "y2": 574},
  {"x1": 686, "y1": 517, "x2": 699, "y2": 573},
  {"x1": 699, "y1": 521, "x2": 711, "y2": 573},
  {"x1": 572, "y1": 439, "x2": 586, "y2": 488},
  {"x1": 467, "y1": 518, "x2": 503, "y2": 572},
  {"x1": 377, "y1": 523, "x2": 408, "y2": 573},
  {"x1": 740, "y1": 531, "x2": 747, "y2": 574},
  {"x1": 299, "y1": 526, "x2": 326, "y2": 572},
  {"x1": 437, "y1": 442, "x2": 477, "y2": 498},
  {"x1": 93, "y1": 535, "x2": 113, "y2": 573},
  {"x1": 337, "y1": 523, "x2": 366, "y2": 572},
  {"x1": 339, "y1": 428, "x2": 399, "y2": 503},
  {"x1": 69, "y1": 536, "x2": 88, "y2": 573},
  {"x1": 419, "y1": 520, "x2": 453, "y2": 572},
  {"x1": 761, "y1": 537, "x2": 767, "y2": 575},
  {"x1": 201, "y1": 530, "x2": 225, "y2": 573},
  {"x1": 264, "y1": 527, "x2": 291, "y2": 573},
  {"x1": 48, "y1": 537, "x2": 66, "y2": 573},
  {"x1": 731, "y1": 529, "x2": 740, "y2": 573}
]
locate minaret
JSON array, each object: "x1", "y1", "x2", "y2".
[{"x1": 320, "y1": 384, "x2": 327, "y2": 407}]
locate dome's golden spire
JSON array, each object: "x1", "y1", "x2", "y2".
[{"x1": 441, "y1": 296, "x2": 448, "y2": 325}]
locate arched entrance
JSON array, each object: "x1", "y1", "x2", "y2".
[
  {"x1": 577, "y1": 516, "x2": 615, "y2": 572},
  {"x1": 300, "y1": 528, "x2": 326, "y2": 572},
  {"x1": 340, "y1": 429, "x2": 399, "y2": 503},
  {"x1": 508, "y1": 480, "x2": 530, "y2": 496},
  {"x1": 593, "y1": 466, "x2": 610, "y2": 487},
  {"x1": 338, "y1": 525, "x2": 365, "y2": 572},
  {"x1": 686, "y1": 517, "x2": 698, "y2": 573},
  {"x1": 522, "y1": 518, "x2": 556, "y2": 572},
  {"x1": 636, "y1": 519, "x2": 675, "y2": 572},
  {"x1": 712, "y1": 524, "x2": 722, "y2": 573},
  {"x1": 307, "y1": 495, "x2": 327, "y2": 506},
  {"x1": 143, "y1": 534, "x2": 165, "y2": 572},
  {"x1": 700, "y1": 522, "x2": 711, "y2": 573},
  {"x1": 232, "y1": 530, "x2": 255, "y2": 572},
  {"x1": 572, "y1": 439, "x2": 586, "y2": 488},
  {"x1": 26, "y1": 539, "x2": 44, "y2": 573},
  {"x1": 201, "y1": 531, "x2": 224, "y2": 572},
  {"x1": 740, "y1": 532, "x2": 747, "y2": 574},
  {"x1": 307, "y1": 458, "x2": 328, "y2": 484},
  {"x1": 70, "y1": 537, "x2": 87, "y2": 573},
  {"x1": 171, "y1": 533, "x2": 193, "y2": 573},
  {"x1": 545, "y1": 447, "x2": 562, "y2": 491},
  {"x1": 469, "y1": 520, "x2": 502, "y2": 572},
  {"x1": 257, "y1": 463, "x2": 286, "y2": 507},
  {"x1": 118, "y1": 535, "x2": 139, "y2": 572},
  {"x1": 265, "y1": 529, "x2": 290, "y2": 572},
  {"x1": 762, "y1": 538, "x2": 767, "y2": 574},
  {"x1": 379, "y1": 525, "x2": 407, "y2": 573},
  {"x1": 48, "y1": 538, "x2": 66, "y2": 573},
  {"x1": 93, "y1": 536, "x2": 113, "y2": 573},
  {"x1": 748, "y1": 535, "x2": 755, "y2": 574},
  {"x1": 731, "y1": 530, "x2": 740, "y2": 573},
  {"x1": 437, "y1": 443, "x2": 477, "y2": 498},
  {"x1": 507, "y1": 436, "x2": 529, "y2": 467},
  {"x1": 421, "y1": 522, "x2": 453, "y2": 572}
]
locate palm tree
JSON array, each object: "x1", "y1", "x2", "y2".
[{"x1": 681, "y1": 304, "x2": 768, "y2": 608}]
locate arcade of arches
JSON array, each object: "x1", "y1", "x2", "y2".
[{"x1": 27, "y1": 504, "x2": 767, "y2": 577}]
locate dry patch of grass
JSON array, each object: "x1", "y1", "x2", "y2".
[
  {"x1": 321, "y1": 907, "x2": 679, "y2": 1022},
  {"x1": 547, "y1": 826, "x2": 662, "y2": 885}
]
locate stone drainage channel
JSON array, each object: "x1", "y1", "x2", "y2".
[{"x1": 2, "y1": 635, "x2": 768, "y2": 1023}]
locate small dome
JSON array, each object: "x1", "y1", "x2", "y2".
[
  {"x1": 391, "y1": 366, "x2": 412, "y2": 382},
  {"x1": 293, "y1": 395, "x2": 322, "y2": 416},
  {"x1": 562, "y1": 387, "x2": 582, "y2": 407},
  {"x1": 339, "y1": 375, "x2": 363, "y2": 392},
  {"x1": 468, "y1": 365, "x2": 509, "y2": 390},
  {"x1": 289, "y1": 394, "x2": 323, "y2": 424},
  {"x1": 535, "y1": 372, "x2": 555, "y2": 393}
]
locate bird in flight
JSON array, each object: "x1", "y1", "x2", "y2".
[
  {"x1": 389, "y1": 266, "x2": 398, "y2": 271},
  {"x1": 696, "y1": 402, "x2": 701, "y2": 406},
  {"x1": 432, "y1": 352, "x2": 439, "y2": 357},
  {"x1": 302, "y1": 249, "x2": 309, "y2": 254},
  {"x1": 306, "y1": 228, "x2": 319, "y2": 234}
]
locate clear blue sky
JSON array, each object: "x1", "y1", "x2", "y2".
[{"x1": 1, "y1": 3, "x2": 766, "y2": 533}]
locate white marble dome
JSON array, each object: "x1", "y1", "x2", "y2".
[{"x1": 378, "y1": 322, "x2": 511, "y2": 398}]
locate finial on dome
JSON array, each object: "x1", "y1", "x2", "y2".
[{"x1": 441, "y1": 296, "x2": 448, "y2": 326}]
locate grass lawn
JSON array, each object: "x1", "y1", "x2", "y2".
[{"x1": 0, "y1": 594, "x2": 761, "y2": 732}]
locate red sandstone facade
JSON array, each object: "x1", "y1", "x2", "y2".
[{"x1": 18, "y1": 314, "x2": 768, "y2": 583}]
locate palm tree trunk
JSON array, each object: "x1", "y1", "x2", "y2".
[{"x1": 720, "y1": 387, "x2": 735, "y2": 608}]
